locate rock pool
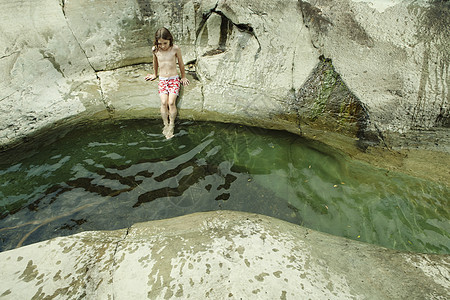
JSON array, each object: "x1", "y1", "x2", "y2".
[{"x1": 0, "y1": 120, "x2": 448, "y2": 254}]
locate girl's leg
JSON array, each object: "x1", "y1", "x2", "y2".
[
  {"x1": 160, "y1": 93, "x2": 169, "y2": 127},
  {"x1": 165, "y1": 93, "x2": 178, "y2": 139},
  {"x1": 168, "y1": 93, "x2": 178, "y2": 126}
]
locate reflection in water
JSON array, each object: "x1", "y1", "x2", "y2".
[{"x1": 0, "y1": 120, "x2": 449, "y2": 254}]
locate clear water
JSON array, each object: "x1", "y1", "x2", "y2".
[{"x1": 0, "y1": 120, "x2": 449, "y2": 254}]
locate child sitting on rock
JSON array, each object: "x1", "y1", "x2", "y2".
[{"x1": 145, "y1": 27, "x2": 190, "y2": 139}]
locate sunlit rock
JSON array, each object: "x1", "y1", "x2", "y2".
[
  {"x1": 0, "y1": 1, "x2": 449, "y2": 297},
  {"x1": 299, "y1": 0, "x2": 449, "y2": 147},
  {"x1": 0, "y1": 0, "x2": 103, "y2": 147},
  {"x1": 1, "y1": 0, "x2": 448, "y2": 150},
  {"x1": 0, "y1": 211, "x2": 448, "y2": 299}
]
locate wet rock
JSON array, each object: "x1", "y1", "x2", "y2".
[{"x1": 295, "y1": 56, "x2": 382, "y2": 149}]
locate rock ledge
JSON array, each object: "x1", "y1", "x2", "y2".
[{"x1": 0, "y1": 211, "x2": 448, "y2": 299}]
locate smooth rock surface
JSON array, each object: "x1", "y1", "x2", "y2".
[
  {"x1": 1, "y1": 0, "x2": 448, "y2": 150},
  {"x1": 0, "y1": 211, "x2": 449, "y2": 299},
  {"x1": 0, "y1": 0, "x2": 103, "y2": 147},
  {"x1": 301, "y1": 0, "x2": 449, "y2": 133}
]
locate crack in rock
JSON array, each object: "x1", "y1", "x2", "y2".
[
  {"x1": 59, "y1": 0, "x2": 111, "y2": 112},
  {"x1": 113, "y1": 227, "x2": 130, "y2": 257},
  {"x1": 0, "y1": 51, "x2": 21, "y2": 61},
  {"x1": 110, "y1": 226, "x2": 131, "y2": 298}
]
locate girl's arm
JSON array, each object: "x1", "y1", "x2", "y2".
[
  {"x1": 145, "y1": 49, "x2": 158, "y2": 81},
  {"x1": 152, "y1": 52, "x2": 158, "y2": 77},
  {"x1": 176, "y1": 46, "x2": 190, "y2": 86}
]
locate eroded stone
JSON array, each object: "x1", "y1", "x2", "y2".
[{"x1": 0, "y1": 211, "x2": 448, "y2": 299}]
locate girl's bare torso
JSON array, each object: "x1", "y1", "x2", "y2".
[{"x1": 155, "y1": 46, "x2": 179, "y2": 77}]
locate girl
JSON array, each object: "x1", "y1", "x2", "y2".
[{"x1": 145, "y1": 27, "x2": 190, "y2": 139}]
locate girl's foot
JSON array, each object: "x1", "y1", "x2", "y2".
[
  {"x1": 162, "y1": 124, "x2": 170, "y2": 136},
  {"x1": 165, "y1": 124, "x2": 174, "y2": 139}
]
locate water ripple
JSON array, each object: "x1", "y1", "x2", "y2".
[{"x1": 0, "y1": 120, "x2": 448, "y2": 254}]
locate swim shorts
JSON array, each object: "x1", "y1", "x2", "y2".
[{"x1": 158, "y1": 76, "x2": 181, "y2": 95}]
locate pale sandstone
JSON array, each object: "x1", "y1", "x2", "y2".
[
  {"x1": 0, "y1": 211, "x2": 448, "y2": 299},
  {"x1": 1, "y1": 0, "x2": 448, "y2": 149}
]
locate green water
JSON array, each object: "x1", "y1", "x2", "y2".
[{"x1": 0, "y1": 120, "x2": 449, "y2": 254}]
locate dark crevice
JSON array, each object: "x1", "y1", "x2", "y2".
[
  {"x1": 218, "y1": 14, "x2": 233, "y2": 51},
  {"x1": 197, "y1": 5, "x2": 261, "y2": 59},
  {"x1": 60, "y1": 0, "x2": 67, "y2": 14},
  {"x1": 196, "y1": 2, "x2": 220, "y2": 39},
  {"x1": 214, "y1": 11, "x2": 262, "y2": 58}
]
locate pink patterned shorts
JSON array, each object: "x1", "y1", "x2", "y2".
[{"x1": 158, "y1": 76, "x2": 181, "y2": 95}]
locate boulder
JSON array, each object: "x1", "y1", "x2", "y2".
[{"x1": 195, "y1": 1, "x2": 318, "y2": 126}]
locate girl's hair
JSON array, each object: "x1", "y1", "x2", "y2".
[{"x1": 154, "y1": 27, "x2": 174, "y2": 50}]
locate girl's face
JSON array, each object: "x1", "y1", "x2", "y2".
[{"x1": 157, "y1": 38, "x2": 171, "y2": 51}]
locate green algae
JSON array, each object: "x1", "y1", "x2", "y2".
[
  {"x1": 295, "y1": 57, "x2": 374, "y2": 145},
  {"x1": 311, "y1": 62, "x2": 338, "y2": 121}
]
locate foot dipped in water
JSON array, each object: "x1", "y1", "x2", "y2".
[
  {"x1": 163, "y1": 124, "x2": 175, "y2": 139},
  {"x1": 162, "y1": 124, "x2": 170, "y2": 136}
]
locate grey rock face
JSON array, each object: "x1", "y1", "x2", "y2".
[{"x1": 0, "y1": 0, "x2": 448, "y2": 150}]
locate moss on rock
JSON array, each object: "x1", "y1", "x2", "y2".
[{"x1": 295, "y1": 56, "x2": 380, "y2": 148}]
